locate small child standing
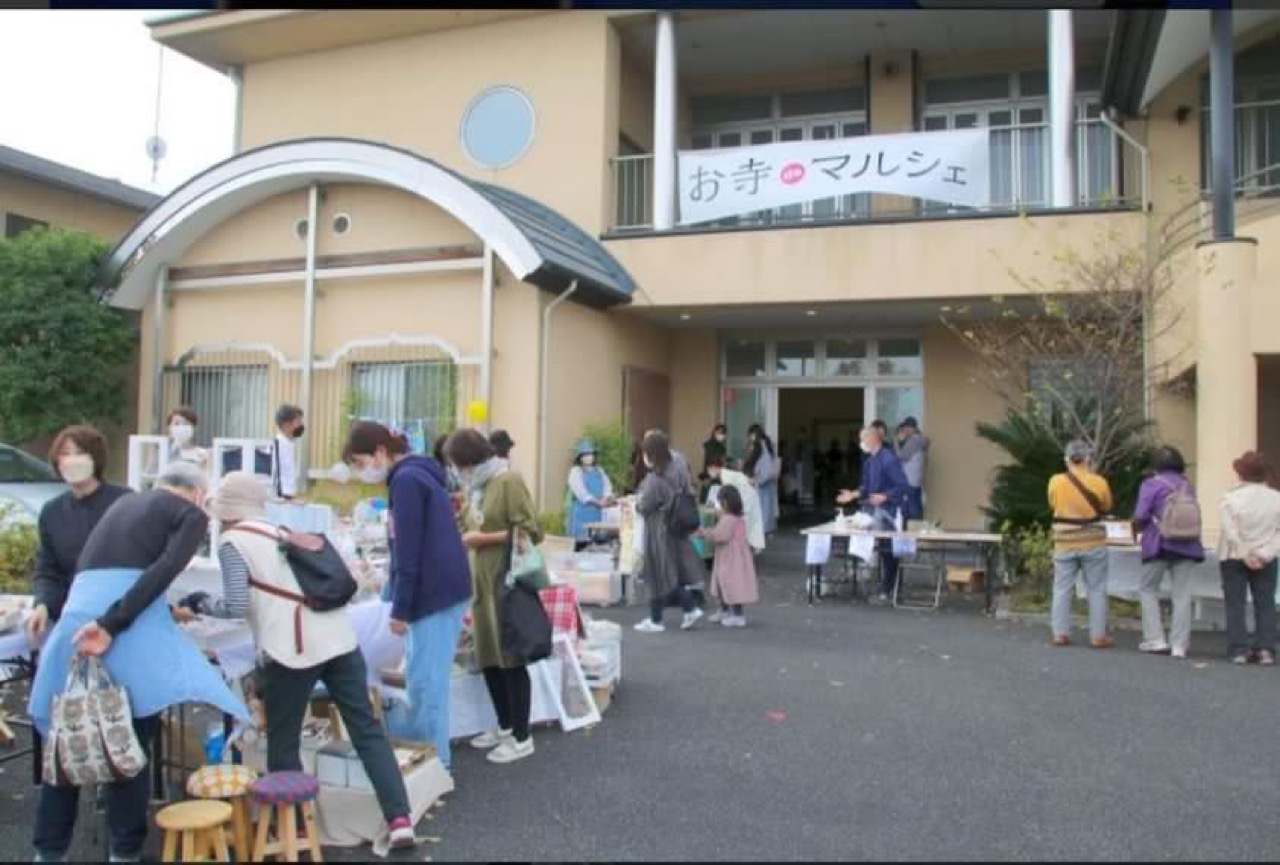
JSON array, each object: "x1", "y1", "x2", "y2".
[{"x1": 699, "y1": 485, "x2": 759, "y2": 627}]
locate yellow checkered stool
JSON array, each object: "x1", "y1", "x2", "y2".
[{"x1": 186, "y1": 764, "x2": 259, "y2": 860}]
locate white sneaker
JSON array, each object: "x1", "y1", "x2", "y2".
[
  {"x1": 634, "y1": 619, "x2": 665, "y2": 633},
  {"x1": 1171, "y1": 647, "x2": 1187, "y2": 659},
  {"x1": 727, "y1": 615, "x2": 748, "y2": 628},
  {"x1": 681, "y1": 608, "x2": 705, "y2": 630},
  {"x1": 707, "y1": 609, "x2": 726, "y2": 624},
  {"x1": 1138, "y1": 641, "x2": 1171, "y2": 654},
  {"x1": 470, "y1": 728, "x2": 512, "y2": 749},
  {"x1": 486, "y1": 736, "x2": 534, "y2": 764}
]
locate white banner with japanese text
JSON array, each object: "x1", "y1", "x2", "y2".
[{"x1": 676, "y1": 127, "x2": 991, "y2": 225}]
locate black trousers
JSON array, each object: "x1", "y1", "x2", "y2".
[
  {"x1": 1221, "y1": 558, "x2": 1278, "y2": 656},
  {"x1": 482, "y1": 666, "x2": 532, "y2": 742},
  {"x1": 33, "y1": 714, "x2": 159, "y2": 859},
  {"x1": 650, "y1": 585, "x2": 696, "y2": 624}
]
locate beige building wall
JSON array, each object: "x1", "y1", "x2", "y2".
[
  {"x1": 239, "y1": 12, "x2": 616, "y2": 236},
  {"x1": 868, "y1": 50, "x2": 915, "y2": 216},
  {"x1": 606, "y1": 210, "x2": 1144, "y2": 307},
  {"x1": 0, "y1": 172, "x2": 145, "y2": 241},
  {"x1": 668, "y1": 329, "x2": 719, "y2": 463},
  {"x1": 543, "y1": 302, "x2": 670, "y2": 509}
]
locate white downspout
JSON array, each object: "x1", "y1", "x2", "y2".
[
  {"x1": 229, "y1": 65, "x2": 243, "y2": 155},
  {"x1": 538, "y1": 280, "x2": 579, "y2": 508},
  {"x1": 298, "y1": 184, "x2": 320, "y2": 487},
  {"x1": 480, "y1": 244, "x2": 495, "y2": 431}
]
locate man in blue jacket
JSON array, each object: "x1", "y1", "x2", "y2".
[
  {"x1": 838, "y1": 425, "x2": 910, "y2": 604},
  {"x1": 344, "y1": 422, "x2": 472, "y2": 768}
]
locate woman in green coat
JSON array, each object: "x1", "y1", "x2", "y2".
[{"x1": 443, "y1": 428, "x2": 544, "y2": 765}]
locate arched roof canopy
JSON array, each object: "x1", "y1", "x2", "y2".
[{"x1": 97, "y1": 137, "x2": 636, "y2": 310}]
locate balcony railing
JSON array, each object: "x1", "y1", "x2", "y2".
[
  {"x1": 1200, "y1": 98, "x2": 1280, "y2": 196},
  {"x1": 609, "y1": 117, "x2": 1145, "y2": 233}
]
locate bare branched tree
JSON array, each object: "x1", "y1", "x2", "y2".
[{"x1": 940, "y1": 216, "x2": 1190, "y2": 471}]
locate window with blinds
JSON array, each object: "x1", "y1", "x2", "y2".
[
  {"x1": 178, "y1": 365, "x2": 270, "y2": 445},
  {"x1": 348, "y1": 360, "x2": 459, "y2": 441}
]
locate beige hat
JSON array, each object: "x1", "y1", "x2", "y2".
[{"x1": 207, "y1": 471, "x2": 270, "y2": 523}]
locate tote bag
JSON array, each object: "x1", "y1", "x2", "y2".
[
  {"x1": 499, "y1": 525, "x2": 554, "y2": 665},
  {"x1": 44, "y1": 655, "x2": 148, "y2": 787}
]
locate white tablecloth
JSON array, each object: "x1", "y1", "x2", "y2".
[
  {"x1": 0, "y1": 629, "x2": 32, "y2": 664},
  {"x1": 1092, "y1": 547, "x2": 1225, "y2": 601}
]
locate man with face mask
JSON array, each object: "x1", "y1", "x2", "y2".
[
  {"x1": 837, "y1": 425, "x2": 910, "y2": 604},
  {"x1": 272, "y1": 404, "x2": 305, "y2": 500}
]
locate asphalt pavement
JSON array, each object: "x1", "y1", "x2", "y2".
[{"x1": 2, "y1": 529, "x2": 1278, "y2": 861}]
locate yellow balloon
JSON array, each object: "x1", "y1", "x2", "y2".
[{"x1": 466, "y1": 400, "x2": 488, "y2": 425}]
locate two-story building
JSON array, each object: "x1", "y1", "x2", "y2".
[
  {"x1": 2, "y1": 144, "x2": 159, "y2": 480},
  {"x1": 99, "y1": 9, "x2": 1280, "y2": 531}
]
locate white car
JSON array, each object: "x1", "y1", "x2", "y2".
[{"x1": 0, "y1": 442, "x2": 66, "y2": 527}]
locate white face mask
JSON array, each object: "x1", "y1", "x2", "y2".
[
  {"x1": 59, "y1": 454, "x2": 95, "y2": 485},
  {"x1": 359, "y1": 465, "x2": 387, "y2": 485},
  {"x1": 170, "y1": 422, "x2": 194, "y2": 445},
  {"x1": 859, "y1": 440, "x2": 872, "y2": 454}
]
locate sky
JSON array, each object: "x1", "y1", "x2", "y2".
[{"x1": 0, "y1": 10, "x2": 234, "y2": 195}]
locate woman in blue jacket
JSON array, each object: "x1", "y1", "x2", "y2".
[{"x1": 344, "y1": 422, "x2": 472, "y2": 769}]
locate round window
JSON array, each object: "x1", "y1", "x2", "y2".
[
  {"x1": 332, "y1": 213, "x2": 351, "y2": 235},
  {"x1": 460, "y1": 86, "x2": 536, "y2": 170}
]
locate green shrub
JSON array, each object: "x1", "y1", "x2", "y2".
[
  {"x1": 578, "y1": 420, "x2": 633, "y2": 495},
  {"x1": 1003, "y1": 522, "x2": 1055, "y2": 612},
  {"x1": 538, "y1": 509, "x2": 566, "y2": 537},
  {"x1": 0, "y1": 504, "x2": 38, "y2": 595},
  {"x1": 977, "y1": 404, "x2": 1149, "y2": 532}
]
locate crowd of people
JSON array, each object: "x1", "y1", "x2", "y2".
[{"x1": 16, "y1": 405, "x2": 1280, "y2": 860}]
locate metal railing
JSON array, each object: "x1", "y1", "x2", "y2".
[
  {"x1": 1163, "y1": 161, "x2": 1280, "y2": 255},
  {"x1": 1200, "y1": 98, "x2": 1280, "y2": 196},
  {"x1": 609, "y1": 117, "x2": 1146, "y2": 232}
]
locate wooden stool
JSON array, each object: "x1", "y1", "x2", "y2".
[
  {"x1": 157, "y1": 800, "x2": 233, "y2": 863},
  {"x1": 250, "y1": 772, "x2": 324, "y2": 862},
  {"x1": 185, "y1": 764, "x2": 258, "y2": 859}
]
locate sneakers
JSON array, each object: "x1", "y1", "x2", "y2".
[
  {"x1": 875, "y1": 593, "x2": 891, "y2": 606},
  {"x1": 470, "y1": 728, "x2": 512, "y2": 750},
  {"x1": 681, "y1": 608, "x2": 705, "y2": 630},
  {"x1": 707, "y1": 609, "x2": 726, "y2": 624},
  {"x1": 1258, "y1": 650, "x2": 1276, "y2": 667},
  {"x1": 1138, "y1": 641, "x2": 1171, "y2": 654},
  {"x1": 721, "y1": 615, "x2": 747, "y2": 628},
  {"x1": 634, "y1": 619, "x2": 665, "y2": 633},
  {"x1": 1232, "y1": 652, "x2": 1251, "y2": 665},
  {"x1": 388, "y1": 816, "x2": 416, "y2": 849},
  {"x1": 487, "y1": 736, "x2": 535, "y2": 764},
  {"x1": 1171, "y1": 647, "x2": 1187, "y2": 659}
]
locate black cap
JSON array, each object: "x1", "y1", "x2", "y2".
[
  {"x1": 489, "y1": 429, "x2": 515, "y2": 457},
  {"x1": 899, "y1": 416, "x2": 919, "y2": 430}
]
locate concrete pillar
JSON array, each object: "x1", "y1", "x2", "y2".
[
  {"x1": 869, "y1": 50, "x2": 914, "y2": 216},
  {"x1": 653, "y1": 11, "x2": 677, "y2": 231},
  {"x1": 1209, "y1": 8, "x2": 1236, "y2": 240},
  {"x1": 1195, "y1": 238, "x2": 1258, "y2": 539},
  {"x1": 1048, "y1": 10, "x2": 1076, "y2": 208}
]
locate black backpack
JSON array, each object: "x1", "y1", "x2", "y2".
[
  {"x1": 666, "y1": 477, "x2": 702, "y2": 538},
  {"x1": 231, "y1": 525, "x2": 358, "y2": 613}
]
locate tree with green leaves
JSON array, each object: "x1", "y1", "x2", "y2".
[{"x1": 0, "y1": 227, "x2": 135, "y2": 444}]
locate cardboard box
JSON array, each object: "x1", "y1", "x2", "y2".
[{"x1": 317, "y1": 740, "x2": 435, "y2": 791}]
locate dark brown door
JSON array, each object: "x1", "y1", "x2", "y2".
[{"x1": 623, "y1": 366, "x2": 670, "y2": 442}]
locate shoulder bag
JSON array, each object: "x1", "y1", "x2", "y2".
[
  {"x1": 228, "y1": 524, "x2": 358, "y2": 612},
  {"x1": 1062, "y1": 471, "x2": 1108, "y2": 522},
  {"x1": 499, "y1": 527, "x2": 553, "y2": 664}
]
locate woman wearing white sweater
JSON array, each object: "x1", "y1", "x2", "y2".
[{"x1": 1218, "y1": 451, "x2": 1280, "y2": 666}]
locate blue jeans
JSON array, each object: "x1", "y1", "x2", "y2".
[
  {"x1": 1052, "y1": 547, "x2": 1110, "y2": 640},
  {"x1": 33, "y1": 714, "x2": 159, "y2": 860},
  {"x1": 905, "y1": 487, "x2": 925, "y2": 522},
  {"x1": 405, "y1": 601, "x2": 468, "y2": 769}
]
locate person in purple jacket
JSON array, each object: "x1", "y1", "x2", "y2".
[
  {"x1": 1131, "y1": 445, "x2": 1205, "y2": 659},
  {"x1": 344, "y1": 422, "x2": 473, "y2": 769}
]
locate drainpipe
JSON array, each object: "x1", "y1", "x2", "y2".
[
  {"x1": 150, "y1": 265, "x2": 169, "y2": 434},
  {"x1": 298, "y1": 184, "x2": 320, "y2": 487},
  {"x1": 537, "y1": 280, "x2": 579, "y2": 508},
  {"x1": 228, "y1": 65, "x2": 243, "y2": 155},
  {"x1": 1209, "y1": 8, "x2": 1236, "y2": 240},
  {"x1": 1100, "y1": 108, "x2": 1149, "y2": 213},
  {"x1": 480, "y1": 244, "x2": 495, "y2": 429}
]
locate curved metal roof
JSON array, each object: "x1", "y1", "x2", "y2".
[{"x1": 97, "y1": 137, "x2": 635, "y2": 310}]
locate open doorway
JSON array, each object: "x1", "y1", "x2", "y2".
[{"x1": 777, "y1": 387, "x2": 864, "y2": 519}]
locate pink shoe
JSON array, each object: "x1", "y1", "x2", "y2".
[{"x1": 388, "y1": 816, "x2": 415, "y2": 849}]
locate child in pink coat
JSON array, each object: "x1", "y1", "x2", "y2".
[{"x1": 698, "y1": 485, "x2": 760, "y2": 627}]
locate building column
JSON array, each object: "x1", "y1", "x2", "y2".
[
  {"x1": 1048, "y1": 9, "x2": 1075, "y2": 208},
  {"x1": 1209, "y1": 8, "x2": 1236, "y2": 240},
  {"x1": 1195, "y1": 238, "x2": 1258, "y2": 539},
  {"x1": 869, "y1": 50, "x2": 915, "y2": 216},
  {"x1": 298, "y1": 184, "x2": 320, "y2": 487},
  {"x1": 653, "y1": 11, "x2": 677, "y2": 231}
]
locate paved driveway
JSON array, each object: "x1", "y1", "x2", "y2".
[{"x1": 2, "y1": 532, "x2": 1276, "y2": 861}]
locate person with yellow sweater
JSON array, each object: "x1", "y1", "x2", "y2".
[{"x1": 1047, "y1": 440, "x2": 1114, "y2": 648}]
